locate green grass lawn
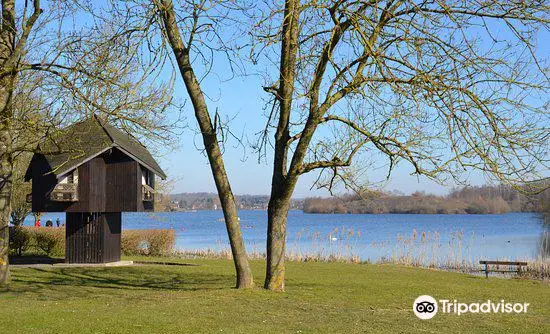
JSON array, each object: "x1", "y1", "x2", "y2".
[{"x1": 1, "y1": 258, "x2": 549, "y2": 333}]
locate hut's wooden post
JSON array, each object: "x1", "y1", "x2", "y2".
[{"x1": 65, "y1": 212, "x2": 121, "y2": 263}]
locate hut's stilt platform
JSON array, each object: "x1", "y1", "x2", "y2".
[{"x1": 65, "y1": 212, "x2": 122, "y2": 263}]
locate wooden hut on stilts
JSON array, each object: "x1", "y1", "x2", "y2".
[{"x1": 25, "y1": 115, "x2": 166, "y2": 263}]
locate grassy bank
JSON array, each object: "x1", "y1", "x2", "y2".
[{"x1": 1, "y1": 258, "x2": 549, "y2": 333}]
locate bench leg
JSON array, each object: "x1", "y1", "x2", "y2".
[{"x1": 485, "y1": 263, "x2": 488, "y2": 278}]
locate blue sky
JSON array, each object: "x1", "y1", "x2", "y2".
[
  {"x1": 157, "y1": 64, "x2": 477, "y2": 197},
  {"x1": 149, "y1": 12, "x2": 548, "y2": 198},
  {"x1": 58, "y1": 2, "x2": 545, "y2": 198}
]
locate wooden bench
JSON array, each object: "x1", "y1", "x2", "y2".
[{"x1": 479, "y1": 260, "x2": 528, "y2": 278}]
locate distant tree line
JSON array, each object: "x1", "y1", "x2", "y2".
[
  {"x1": 169, "y1": 193, "x2": 303, "y2": 211},
  {"x1": 303, "y1": 183, "x2": 549, "y2": 215}
]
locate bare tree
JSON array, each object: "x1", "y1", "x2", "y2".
[
  {"x1": 0, "y1": 0, "x2": 174, "y2": 285},
  {"x1": 250, "y1": 0, "x2": 549, "y2": 290},
  {"x1": 95, "y1": 0, "x2": 255, "y2": 288},
  {"x1": 9, "y1": 153, "x2": 31, "y2": 227},
  {"x1": 154, "y1": 0, "x2": 254, "y2": 288},
  {"x1": 0, "y1": 0, "x2": 44, "y2": 286},
  {"x1": 155, "y1": 177, "x2": 176, "y2": 211}
]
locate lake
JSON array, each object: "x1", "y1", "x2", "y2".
[{"x1": 27, "y1": 211, "x2": 549, "y2": 265}]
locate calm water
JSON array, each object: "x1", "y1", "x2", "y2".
[{"x1": 26, "y1": 211, "x2": 549, "y2": 263}]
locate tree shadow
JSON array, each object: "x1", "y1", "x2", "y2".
[
  {"x1": 4, "y1": 265, "x2": 236, "y2": 300},
  {"x1": 9, "y1": 255, "x2": 64, "y2": 265}
]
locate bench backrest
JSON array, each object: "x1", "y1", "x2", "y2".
[{"x1": 479, "y1": 260, "x2": 528, "y2": 266}]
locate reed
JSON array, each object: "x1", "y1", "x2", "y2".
[
  {"x1": 170, "y1": 227, "x2": 549, "y2": 280},
  {"x1": 379, "y1": 229, "x2": 477, "y2": 272}
]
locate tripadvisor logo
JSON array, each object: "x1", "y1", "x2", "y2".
[
  {"x1": 413, "y1": 295, "x2": 438, "y2": 319},
  {"x1": 413, "y1": 295, "x2": 530, "y2": 320}
]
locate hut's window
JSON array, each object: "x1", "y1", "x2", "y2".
[
  {"x1": 59, "y1": 169, "x2": 79, "y2": 184},
  {"x1": 141, "y1": 167, "x2": 152, "y2": 186}
]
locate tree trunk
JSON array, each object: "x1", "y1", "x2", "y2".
[
  {"x1": 178, "y1": 55, "x2": 254, "y2": 289},
  {"x1": 265, "y1": 185, "x2": 293, "y2": 291},
  {"x1": 0, "y1": 0, "x2": 14, "y2": 286},
  {"x1": 0, "y1": 117, "x2": 13, "y2": 286},
  {"x1": 158, "y1": 0, "x2": 253, "y2": 289},
  {"x1": 264, "y1": 0, "x2": 301, "y2": 291}
]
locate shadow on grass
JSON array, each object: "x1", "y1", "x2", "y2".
[
  {"x1": 9, "y1": 255, "x2": 64, "y2": 265},
  {"x1": 4, "y1": 265, "x2": 235, "y2": 300}
]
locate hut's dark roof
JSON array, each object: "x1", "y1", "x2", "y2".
[{"x1": 25, "y1": 115, "x2": 166, "y2": 180}]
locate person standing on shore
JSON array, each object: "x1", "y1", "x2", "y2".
[{"x1": 56, "y1": 218, "x2": 60, "y2": 227}]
